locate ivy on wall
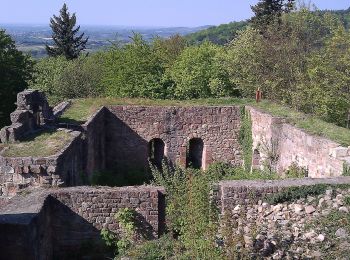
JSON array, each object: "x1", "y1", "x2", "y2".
[{"x1": 239, "y1": 106, "x2": 253, "y2": 172}]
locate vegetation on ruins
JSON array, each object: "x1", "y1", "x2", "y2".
[
  {"x1": 0, "y1": 129, "x2": 73, "y2": 157},
  {"x1": 239, "y1": 107, "x2": 253, "y2": 172},
  {"x1": 46, "y1": 4, "x2": 88, "y2": 59},
  {"x1": 0, "y1": 30, "x2": 33, "y2": 127}
]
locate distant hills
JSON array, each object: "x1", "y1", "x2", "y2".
[
  {"x1": 1, "y1": 6, "x2": 349, "y2": 58},
  {"x1": 185, "y1": 7, "x2": 350, "y2": 45},
  {"x1": 0, "y1": 24, "x2": 211, "y2": 59},
  {"x1": 186, "y1": 21, "x2": 248, "y2": 45}
]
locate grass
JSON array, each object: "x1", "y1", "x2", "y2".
[
  {"x1": 59, "y1": 97, "x2": 251, "y2": 124},
  {"x1": 0, "y1": 129, "x2": 73, "y2": 157},
  {"x1": 60, "y1": 97, "x2": 350, "y2": 146},
  {"x1": 255, "y1": 101, "x2": 350, "y2": 146}
]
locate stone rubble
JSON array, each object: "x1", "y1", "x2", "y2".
[{"x1": 221, "y1": 188, "x2": 350, "y2": 259}]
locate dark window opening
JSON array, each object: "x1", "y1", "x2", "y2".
[
  {"x1": 149, "y1": 138, "x2": 165, "y2": 169},
  {"x1": 252, "y1": 149, "x2": 261, "y2": 169},
  {"x1": 187, "y1": 138, "x2": 204, "y2": 169}
]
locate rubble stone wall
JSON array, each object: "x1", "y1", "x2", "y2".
[
  {"x1": 213, "y1": 177, "x2": 350, "y2": 258},
  {"x1": 248, "y1": 106, "x2": 350, "y2": 177}
]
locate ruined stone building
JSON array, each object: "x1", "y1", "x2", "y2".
[{"x1": 0, "y1": 90, "x2": 349, "y2": 259}]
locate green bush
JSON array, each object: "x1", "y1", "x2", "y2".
[
  {"x1": 30, "y1": 54, "x2": 106, "y2": 105},
  {"x1": 169, "y1": 41, "x2": 235, "y2": 99}
]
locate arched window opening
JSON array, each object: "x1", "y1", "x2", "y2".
[
  {"x1": 252, "y1": 149, "x2": 261, "y2": 169},
  {"x1": 187, "y1": 138, "x2": 204, "y2": 169},
  {"x1": 149, "y1": 138, "x2": 165, "y2": 169}
]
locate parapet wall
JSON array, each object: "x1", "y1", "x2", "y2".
[
  {"x1": 248, "y1": 106, "x2": 350, "y2": 177},
  {"x1": 0, "y1": 186, "x2": 165, "y2": 260}
]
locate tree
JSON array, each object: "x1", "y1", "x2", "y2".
[
  {"x1": 250, "y1": 0, "x2": 295, "y2": 31},
  {"x1": 46, "y1": 3, "x2": 88, "y2": 59},
  {"x1": 0, "y1": 29, "x2": 33, "y2": 127},
  {"x1": 169, "y1": 42, "x2": 234, "y2": 99},
  {"x1": 103, "y1": 33, "x2": 167, "y2": 99}
]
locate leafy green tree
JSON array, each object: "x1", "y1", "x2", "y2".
[
  {"x1": 30, "y1": 53, "x2": 105, "y2": 104},
  {"x1": 46, "y1": 3, "x2": 88, "y2": 59},
  {"x1": 226, "y1": 9, "x2": 348, "y2": 126},
  {"x1": 169, "y1": 42, "x2": 234, "y2": 99},
  {"x1": 153, "y1": 34, "x2": 187, "y2": 69},
  {"x1": 306, "y1": 26, "x2": 350, "y2": 126},
  {"x1": 0, "y1": 29, "x2": 33, "y2": 127},
  {"x1": 103, "y1": 33, "x2": 167, "y2": 99}
]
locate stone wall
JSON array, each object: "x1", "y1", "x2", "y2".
[
  {"x1": 83, "y1": 107, "x2": 107, "y2": 178},
  {"x1": 0, "y1": 130, "x2": 83, "y2": 198},
  {"x1": 0, "y1": 186, "x2": 165, "y2": 260},
  {"x1": 105, "y1": 105, "x2": 242, "y2": 172},
  {"x1": 248, "y1": 106, "x2": 350, "y2": 177}
]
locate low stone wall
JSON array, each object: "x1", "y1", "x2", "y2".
[
  {"x1": 248, "y1": 106, "x2": 350, "y2": 177},
  {"x1": 0, "y1": 186, "x2": 165, "y2": 260},
  {"x1": 214, "y1": 177, "x2": 350, "y2": 258},
  {"x1": 0, "y1": 130, "x2": 83, "y2": 198}
]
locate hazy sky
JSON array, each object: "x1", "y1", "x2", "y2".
[{"x1": 0, "y1": 0, "x2": 349, "y2": 27}]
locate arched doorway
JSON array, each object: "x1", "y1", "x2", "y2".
[
  {"x1": 149, "y1": 138, "x2": 165, "y2": 169},
  {"x1": 187, "y1": 138, "x2": 204, "y2": 169}
]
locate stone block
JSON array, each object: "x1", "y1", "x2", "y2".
[{"x1": 30, "y1": 165, "x2": 42, "y2": 174}]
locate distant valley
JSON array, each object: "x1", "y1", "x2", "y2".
[{"x1": 0, "y1": 24, "x2": 211, "y2": 58}]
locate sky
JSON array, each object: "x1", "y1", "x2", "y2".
[{"x1": 0, "y1": 0, "x2": 349, "y2": 27}]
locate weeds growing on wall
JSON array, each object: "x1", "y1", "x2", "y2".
[
  {"x1": 343, "y1": 162, "x2": 350, "y2": 176},
  {"x1": 101, "y1": 208, "x2": 138, "y2": 256},
  {"x1": 239, "y1": 106, "x2": 253, "y2": 172}
]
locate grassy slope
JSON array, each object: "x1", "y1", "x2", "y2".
[
  {"x1": 0, "y1": 130, "x2": 73, "y2": 157},
  {"x1": 61, "y1": 98, "x2": 350, "y2": 146}
]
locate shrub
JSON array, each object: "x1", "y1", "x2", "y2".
[{"x1": 30, "y1": 54, "x2": 105, "y2": 105}]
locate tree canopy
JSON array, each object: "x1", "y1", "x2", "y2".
[{"x1": 0, "y1": 29, "x2": 33, "y2": 127}]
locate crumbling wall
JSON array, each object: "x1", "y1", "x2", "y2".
[
  {"x1": 0, "y1": 90, "x2": 54, "y2": 143},
  {"x1": 0, "y1": 130, "x2": 83, "y2": 198},
  {"x1": 106, "y1": 106, "x2": 242, "y2": 172},
  {"x1": 248, "y1": 106, "x2": 350, "y2": 177}
]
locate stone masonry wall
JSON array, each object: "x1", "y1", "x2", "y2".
[
  {"x1": 248, "y1": 106, "x2": 350, "y2": 177},
  {"x1": 0, "y1": 186, "x2": 165, "y2": 260},
  {"x1": 0, "y1": 130, "x2": 83, "y2": 198},
  {"x1": 105, "y1": 105, "x2": 242, "y2": 172},
  {"x1": 83, "y1": 107, "x2": 107, "y2": 179}
]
